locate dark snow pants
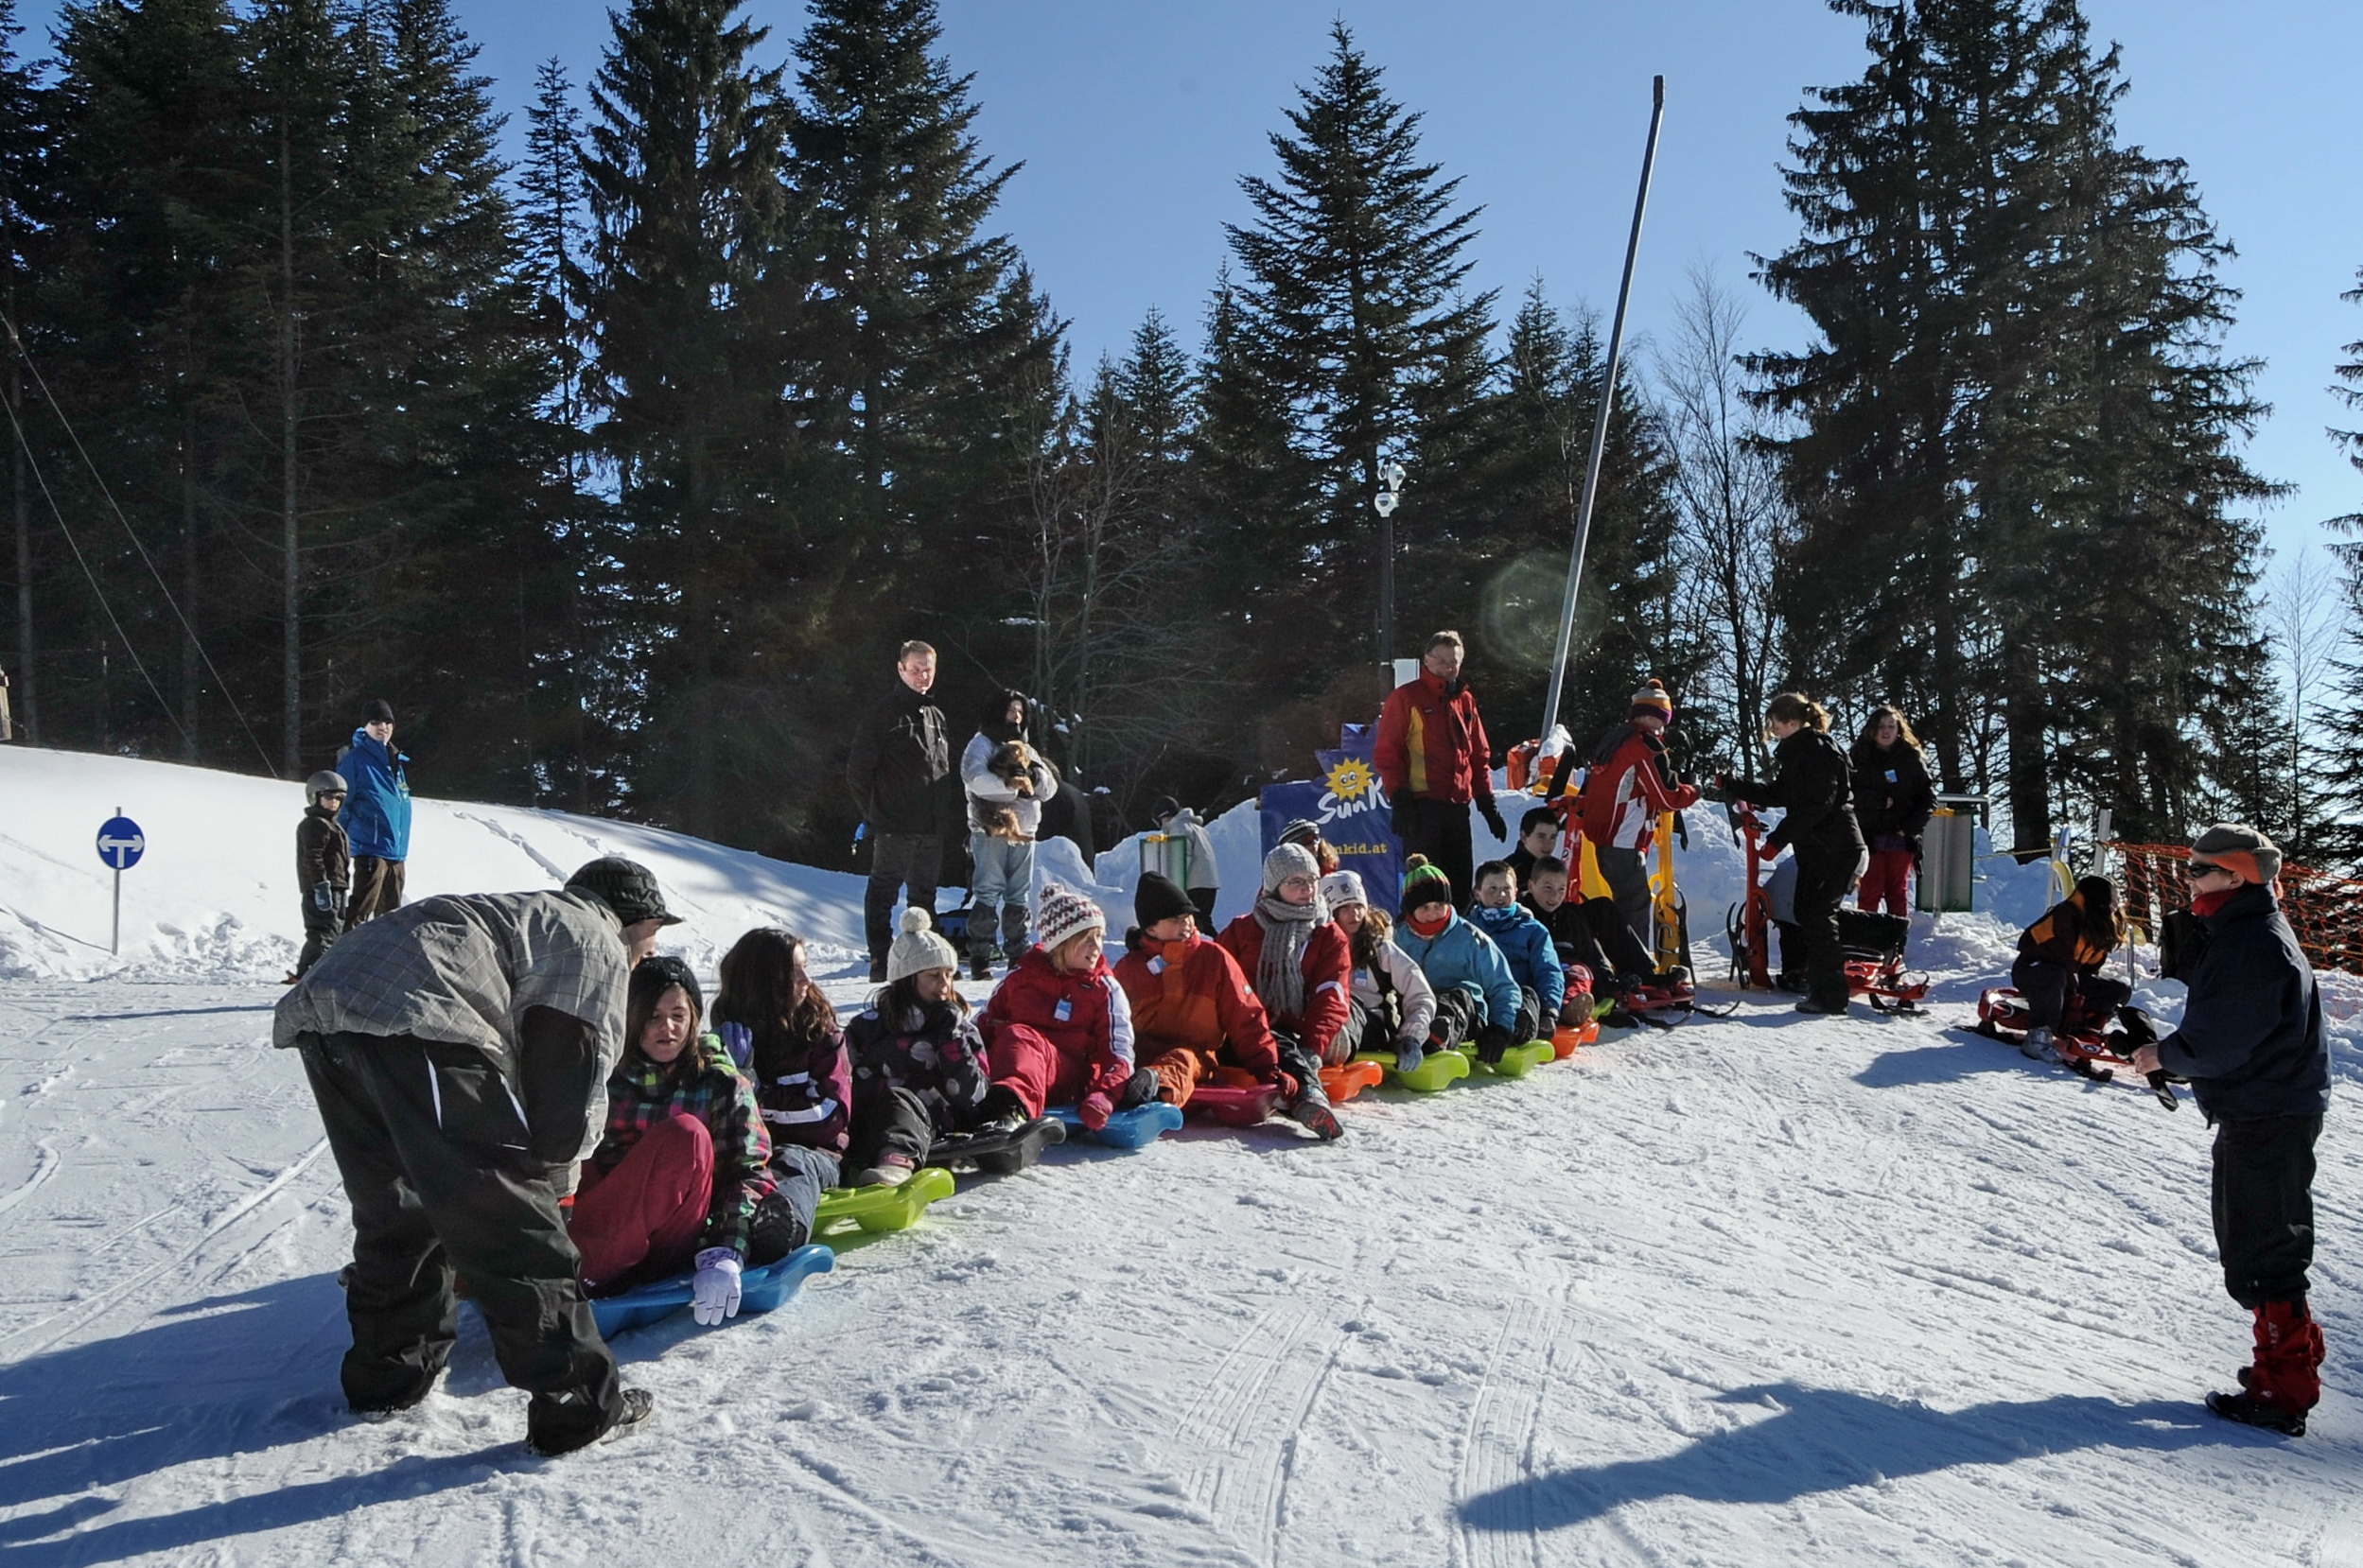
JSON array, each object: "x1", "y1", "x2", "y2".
[
  {"x1": 1790, "y1": 852, "x2": 1854, "y2": 1009},
  {"x1": 2010, "y1": 955, "x2": 2129, "y2": 1034},
  {"x1": 1395, "y1": 797, "x2": 1475, "y2": 914},
  {"x1": 297, "y1": 1030, "x2": 621, "y2": 1451},
  {"x1": 1593, "y1": 845, "x2": 1654, "y2": 950},
  {"x1": 2214, "y1": 1114, "x2": 2321, "y2": 1308},
  {"x1": 865, "y1": 832, "x2": 942, "y2": 971},
  {"x1": 845, "y1": 1086, "x2": 936, "y2": 1176},
  {"x1": 296, "y1": 898, "x2": 341, "y2": 978}
]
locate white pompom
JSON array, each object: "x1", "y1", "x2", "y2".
[{"x1": 899, "y1": 906, "x2": 933, "y2": 935}]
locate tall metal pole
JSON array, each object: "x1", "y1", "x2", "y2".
[{"x1": 1538, "y1": 75, "x2": 1666, "y2": 746}]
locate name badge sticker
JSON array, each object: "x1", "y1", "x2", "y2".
[{"x1": 1054, "y1": 999, "x2": 1074, "y2": 1022}]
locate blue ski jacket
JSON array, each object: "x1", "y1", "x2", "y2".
[
  {"x1": 2155, "y1": 883, "x2": 2329, "y2": 1122},
  {"x1": 1467, "y1": 902, "x2": 1565, "y2": 1017},
  {"x1": 338, "y1": 728, "x2": 413, "y2": 861},
  {"x1": 1393, "y1": 910, "x2": 1523, "y2": 1032}
]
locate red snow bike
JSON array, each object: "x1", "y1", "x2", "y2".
[
  {"x1": 1725, "y1": 801, "x2": 1931, "y2": 1013},
  {"x1": 1972, "y1": 987, "x2": 2181, "y2": 1110}
]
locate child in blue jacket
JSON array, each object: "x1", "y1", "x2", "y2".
[
  {"x1": 1467, "y1": 860, "x2": 1564, "y2": 1023},
  {"x1": 1392, "y1": 857, "x2": 1537, "y2": 1065}
]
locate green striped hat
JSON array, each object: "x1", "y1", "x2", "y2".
[{"x1": 1401, "y1": 856, "x2": 1453, "y2": 907}]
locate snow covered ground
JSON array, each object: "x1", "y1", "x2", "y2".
[{"x1": 2, "y1": 748, "x2": 2359, "y2": 1566}]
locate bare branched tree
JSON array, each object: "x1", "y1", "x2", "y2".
[
  {"x1": 1656, "y1": 266, "x2": 1791, "y2": 772},
  {"x1": 2269, "y1": 548, "x2": 2341, "y2": 858}
]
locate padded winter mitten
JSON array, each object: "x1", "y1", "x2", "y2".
[
  {"x1": 1473, "y1": 1025, "x2": 1514, "y2": 1065},
  {"x1": 1078, "y1": 1092, "x2": 1115, "y2": 1131}
]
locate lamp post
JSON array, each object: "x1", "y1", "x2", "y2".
[{"x1": 1374, "y1": 459, "x2": 1407, "y2": 664}]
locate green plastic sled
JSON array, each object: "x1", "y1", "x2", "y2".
[
  {"x1": 1479, "y1": 1041, "x2": 1557, "y2": 1079},
  {"x1": 814, "y1": 1166, "x2": 955, "y2": 1235},
  {"x1": 1351, "y1": 1047, "x2": 1472, "y2": 1093}
]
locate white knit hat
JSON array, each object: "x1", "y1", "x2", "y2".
[
  {"x1": 1262, "y1": 841, "x2": 1321, "y2": 894},
  {"x1": 886, "y1": 906, "x2": 960, "y2": 984},
  {"x1": 1319, "y1": 870, "x2": 1367, "y2": 909},
  {"x1": 1035, "y1": 883, "x2": 1106, "y2": 955}
]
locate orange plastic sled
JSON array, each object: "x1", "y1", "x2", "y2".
[
  {"x1": 1551, "y1": 1019, "x2": 1600, "y2": 1057},
  {"x1": 1320, "y1": 1059, "x2": 1385, "y2": 1102}
]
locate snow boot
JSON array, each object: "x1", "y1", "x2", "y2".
[
  {"x1": 974, "y1": 1084, "x2": 1031, "y2": 1137},
  {"x1": 529, "y1": 1387, "x2": 654, "y2": 1457},
  {"x1": 1284, "y1": 1072, "x2": 1343, "y2": 1141},
  {"x1": 1794, "y1": 995, "x2": 1848, "y2": 1016},
  {"x1": 2020, "y1": 1025, "x2": 2056, "y2": 1062},
  {"x1": 850, "y1": 1155, "x2": 917, "y2": 1189},
  {"x1": 2210, "y1": 1299, "x2": 2323, "y2": 1436},
  {"x1": 969, "y1": 952, "x2": 993, "y2": 983}
]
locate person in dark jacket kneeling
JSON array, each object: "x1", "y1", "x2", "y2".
[
  {"x1": 1725, "y1": 693, "x2": 1867, "y2": 1016},
  {"x1": 2131, "y1": 824, "x2": 2331, "y2": 1436}
]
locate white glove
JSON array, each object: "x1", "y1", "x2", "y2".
[{"x1": 691, "y1": 1247, "x2": 742, "y2": 1326}]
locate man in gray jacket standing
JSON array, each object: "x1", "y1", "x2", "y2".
[{"x1": 276, "y1": 857, "x2": 677, "y2": 1455}]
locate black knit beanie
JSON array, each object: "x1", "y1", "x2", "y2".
[{"x1": 1135, "y1": 872, "x2": 1199, "y2": 930}]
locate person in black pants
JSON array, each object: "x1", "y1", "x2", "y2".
[
  {"x1": 1724, "y1": 693, "x2": 1866, "y2": 1016},
  {"x1": 2131, "y1": 824, "x2": 2331, "y2": 1436},
  {"x1": 847, "y1": 639, "x2": 954, "y2": 983}
]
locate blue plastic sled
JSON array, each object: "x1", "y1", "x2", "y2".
[
  {"x1": 590, "y1": 1244, "x2": 835, "y2": 1337},
  {"x1": 1051, "y1": 1101, "x2": 1183, "y2": 1149}
]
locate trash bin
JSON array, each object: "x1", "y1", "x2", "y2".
[
  {"x1": 1140, "y1": 831, "x2": 1193, "y2": 890},
  {"x1": 1917, "y1": 794, "x2": 1987, "y2": 914}
]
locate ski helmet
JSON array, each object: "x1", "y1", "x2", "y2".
[{"x1": 306, "y1": 770, "x2": 348, "y2": 805}]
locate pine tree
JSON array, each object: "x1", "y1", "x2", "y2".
[
  {"x1": 0, "y1": 0, "x2": 40, "y2": 744},
  {"x1": 2316, "y1": 266, "x2": 2363, "y2": 862},
  {"x1": 579, "y1": 0, "x2": 790, "y2": 837},
  {"x1": 1222, "y1": 20, "x2": 1494, "y2": 674}
]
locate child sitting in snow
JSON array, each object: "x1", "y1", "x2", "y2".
[
  {"x1": 842, "y1": 908, "x2": 992, "y2": 1185},
  {"x1": 2012, "y1": 875, "x2": 2131, "y2": 1062},
  {"x1": 1113, "y1": 871, "x2": 1288, "y2": 1112},
  {"x1": 1521, "y1": 855, "x2": 1673, "y2": 1011},
  {"x1": 977, "y1": 885, "x2": 1150, "y2": 1133},
  {"x1": 1321, "y1": 870, "x2": 1438, "y2": 1070},
  {"x1": 1504, "y1": 806, "x2": 1562, "y2": 887},
  {"x1": 571, "y1": 957, "x2": 802, "y2": 1323},
  {"x1": 1465, "y1": 861, "x2": 1560, "y2": 1037},
  {"x1": 712, "y1": 929, "x2": 853, "y2": 1240},
  {"x1": 1392, "y1": 856, "x2": 1533, "y2": 1063},
  {"x1": 1216, "y1": 844, "x2": 1350, "y2": 1139}
]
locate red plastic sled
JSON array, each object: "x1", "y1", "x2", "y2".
[
  {"x1": 1184, "y1": 1082, "x2": 1284, "y2": 1125},
  {"x1": 1321, "y1": 1059, "x2": 1386, "y2": 1100}
]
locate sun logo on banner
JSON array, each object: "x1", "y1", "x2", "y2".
[{"x1": 1324, "y1": 757, "x2": 1376, "y2": 804}]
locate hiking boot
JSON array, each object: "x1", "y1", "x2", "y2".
[
  {"x1": 1794, "y1": 995, "x2": 1849, "y2": 1016},
  {"x1": 2020, "y1": 1025, "x2": 2056, "y2": 1062},
  {"x1": 529, "y1": 1387, "x2": 654, "y2": 1457},
  {"x1": 1775, "y1": 971, "x2": 1810, "y2": 994}
]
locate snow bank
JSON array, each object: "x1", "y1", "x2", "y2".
[{"x1": 0, "y1": 745, "x2": 871, "y2": 982}]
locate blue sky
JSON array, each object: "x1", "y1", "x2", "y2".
[{"x1": 25, "y1": 0, "x2": 2363, "y2": 569}]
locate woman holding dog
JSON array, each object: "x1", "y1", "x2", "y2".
[
  {"x1": 1724, "y1": 694, "x2": 1867, "y2": 1017},
  {"x1": 960, "y1": 689, "x2": 1060, "y2": 982}
]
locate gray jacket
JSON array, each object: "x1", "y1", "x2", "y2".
[{"x1": 274, "y1": 889, "x2": 631, "y2": 1159}]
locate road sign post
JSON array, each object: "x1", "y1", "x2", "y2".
[{"x1": 96, "y1": 809, "x2": 146, "y2": 956}]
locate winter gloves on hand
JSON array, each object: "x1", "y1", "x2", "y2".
[
  {"x1": 310, "y1": 880, "x2": 343, "y2": 915},
  {"x1": 1473, "y1": 1023, "x2": 1514, "y2": 1065},
  {"x1": 1478, "y1": 797, "x2": 1508, "y2": 842},
  {"x1": 691, "y1": 1247, "x2": 743, "y2": 1326},
  {"x1": 1078, "y1": 1091, "x2": 1115, "y2": 1131}
]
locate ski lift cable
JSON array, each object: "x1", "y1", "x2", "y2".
[
  {"x1": 0, "y1": 386, "x2": 193, "y2": 754},
  {"x1": 1, "y1": 311, "x2": 280, "y2": 778}
]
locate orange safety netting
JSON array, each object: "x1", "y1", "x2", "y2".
[{"x1": 2110, "y1": 842, "x2": 2363, "y2": 978}]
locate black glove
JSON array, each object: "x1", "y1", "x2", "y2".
[
  {"x1": 1118, "y1": 1067, "x2": 1161, "y2": 1109},
  {"x1": 1478, "y1": 796, "x2": 1507, "y2": 842},
  {"x1": 1473, "y1": 1023, "x2": 1514, "y2": 1065}
]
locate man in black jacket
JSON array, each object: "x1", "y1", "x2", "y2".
[
  {"x1": 2132, "y1": 824, "x2": 2331, "y2": 1436},
  {"x1": 847, "y1": 640, "x2": 953, "y2": 982}
]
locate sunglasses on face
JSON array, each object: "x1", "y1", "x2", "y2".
[{"x1": 2187, "y1": 861, "x2": 2226, "y2": 880}]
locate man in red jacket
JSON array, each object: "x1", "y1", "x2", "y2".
[{"x1": 1375, "y1": 631, "x2": 1507, "y2": 911}]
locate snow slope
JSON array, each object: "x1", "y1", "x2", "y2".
[{"x1": 1, "y1": 750, "x2": 2358, "y2": 1566}]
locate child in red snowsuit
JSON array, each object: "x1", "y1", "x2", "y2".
[{"x1": 977, "y1": 885, "x2": 1140, "y2": 1131}]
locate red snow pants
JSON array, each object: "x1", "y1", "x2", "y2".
[
  {"x1": 1859, "y1": 848, "x2": 1913, "y2": 918},
  {"x1": 989, "y1": 1023, "x2": 1095, "y2": 1117},
  {"x1": 569, "y1": 1112, "x2": 713, "y2": 1290}
]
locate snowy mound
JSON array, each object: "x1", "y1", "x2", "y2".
[{"x1": 0, "y1": 745, "x2": 869, "y2": 982}]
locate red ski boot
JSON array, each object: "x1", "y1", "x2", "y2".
[{"x1": 2208, "y1": 1299, "x2": 2324, "y2": 1436}]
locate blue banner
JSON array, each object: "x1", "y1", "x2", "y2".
[{"x1": 1258, "y1": 725, "x2": 1405, "y2": 915}]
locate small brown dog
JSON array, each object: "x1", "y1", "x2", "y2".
[{"x1": 988, "y1": 740, "x2": 1040, "y2": 798}]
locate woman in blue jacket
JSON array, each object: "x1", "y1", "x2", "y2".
[
  {"x1": 337, "y1": 699, "x2": 412, "y2": 925},
  {"x1": 1392, "y1": 857, "x2": 1532, "y2": 1068}
]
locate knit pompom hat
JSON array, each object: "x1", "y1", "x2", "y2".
[
  {"x1": 2191, "y1": 823, "x2": 2282, "y2": 886},
  {"x1": 1319, "y1": 870, "x2": 1367, "y2": 910},
  {"x1": 1037, "y1": 883, "x2": 1107, "y2": 954},
  {"x1": 886, "y1": 905, "x2": 960, "y2": 984},
  {"x1": 1261, "y1": 841, "x2": 1322, "y2": 894},
  {"x1": 1628, "y1": 679, "x2": 1674, "y2": 723},
  {"x1": 1401, "y1": 854, "x2": 1453, "y2": 909}
]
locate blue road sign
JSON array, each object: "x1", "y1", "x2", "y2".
[{"x1": 96, "y1": 815, "x2": 146, "y2": 872}]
